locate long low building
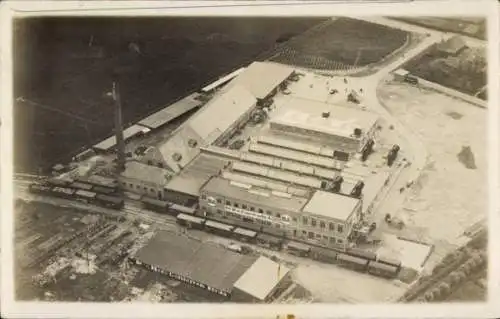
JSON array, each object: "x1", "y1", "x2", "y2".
[
  {"x1": 132, "y1": 231, "x2": 290, "y2": 301},
  {"x1": 93, "y1": 124, "x2": 146, "y2": 152}
]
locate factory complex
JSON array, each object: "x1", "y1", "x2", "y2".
[{"x1": 103, "y1": 61, "x2": 398, "y2": 250}]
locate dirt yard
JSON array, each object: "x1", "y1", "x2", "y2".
[
  {"x1": 377, "y1": 82, "x2": 487, "y2": 271},
  {"x1": 270, "y1": 18, "x2": 409, "y2": 70},
  {"x1": 14, "y1": 17, "x2": 326, "y2": 173},
  {"x1": 392, "y1": 17, "x2": 486, "y2": 40}
]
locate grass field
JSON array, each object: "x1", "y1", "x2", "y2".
[
  {"x1": 270, "y1": 18, "x2": 409, "y2": 70},
  {"x1": 14, "y1": 17, "x2": 326, "y2": 173},
  {"x1": 392, "y1": 17, "x2": 486, "y2": 40},
  {"x1": 404, "y1": 45, "x2": 487, "y2": 99}
]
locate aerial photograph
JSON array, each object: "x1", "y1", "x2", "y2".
[{"x1": 12, "y1": 16, "x2": 488, "y2": 303}]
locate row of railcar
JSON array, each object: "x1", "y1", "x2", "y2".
[
  {"x1": 336, "y1": 252, "x2": 401, "y2": 278},
  {"x1": 139, "y1": 197, "x2": 197, "y2": 216},
  {"x1": 28, "y1": 183, "x2": 124, "y2": 209},
  {"x1": 45, "y1": 177, "x2": 118, "y2": 195}
]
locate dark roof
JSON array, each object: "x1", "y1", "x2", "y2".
[
  {"x1": 437, "y1": 36, "x2": 467, "y2": 54},
  {"x1": 134, "y1": 231, "x2": 258, "y2": 292}
]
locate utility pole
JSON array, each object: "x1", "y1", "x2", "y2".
[{"x1": 112, "y1": 81, "x2": 126, "y2": 173}]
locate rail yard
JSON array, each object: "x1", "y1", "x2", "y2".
[{"x1": 12, "y1": 15, "x2": 489, "y2": 304}]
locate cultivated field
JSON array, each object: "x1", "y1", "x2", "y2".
[
  {"x1": 404, "y1": 45, "x2": 487, "y2": 99},
  {"x1": 392, "y1": 17, "x2": 486, "y2": 40},
  {"x1": 269, "y1": 18, "x2": 409, "y2": 70},
  {"x1": 14, "y1": 17, "x2": 326, "y2": 173},
  {"x1": 377, "y1": 82, "x2": 487, "y2": 274}
]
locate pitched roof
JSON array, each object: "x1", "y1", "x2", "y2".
[
  {"x1": 228, "y1": 61, "x2": 295, "y2": 99},
  {"x1": 233, "y1": 256, "x2": 290, "y2": 300}
]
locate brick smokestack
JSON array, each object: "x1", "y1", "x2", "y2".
[{"x1": 112, "y1": 81, "x2": 126, "y2": 172}]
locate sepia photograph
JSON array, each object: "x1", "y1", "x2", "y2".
[{"x1": 1, "y1": 1, "x2": 499, "y2": 318}]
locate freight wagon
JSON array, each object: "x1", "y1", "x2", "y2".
[
  {"x1": 50, "y1": 186, "x2": 76, "y2": 199},
  {"x1": 170, "y1": 203, "x2": 196, "y2": 215},
  {"x1": 336, "y1": 253, "x2": 369, "y2": 271},
  {"x1": 75, "y1": 189, "x2": 97, "y2": 203},
  {"x1": 141, "y1": 197, "x2": 171, "y2": 214},
  {"x1": 28, "y1": 183, "x2": 53, "y2": 195},
  {"x1": 311, "y1": 246, "x2": 338, "y2": 264},
  {"x1": 287, "y1": 241, "x2": 312, "y2": 257},
  {"x1": 367, "y1": 260, "x2": 399, "y2": 278},
  {"x1": 176, "y1": 213, "x2": 206, "y2": 229},
  {"x1": 95, "y1": 194, "x2": 124, "y2": 210},
  {"x1": 204, "y1": 220, "x2": 235, "y2": 238},
  {"x1": 70, "y1": 181, "x2": 94, "y2": 191}
]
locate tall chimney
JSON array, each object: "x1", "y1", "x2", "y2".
[{"x1": 112, "y1": 81, "x2": 126, "y2": 172}]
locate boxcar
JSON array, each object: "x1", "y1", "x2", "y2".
[
  {"x1": 70, "y1": 181, "x2": 94, "y2": 191},
  {"x1": 204, "y1": 220, "x2": 234, "y2": 237},
  {"x1": 50, "y1": 186, "x2": 76, "y2": 199},
  {"x1": 95, "y1": 194, "x2": 124, "y2": 209},
  {"x1": 28, "y1": 183, "x2": 53, "y2": 195},
  {"x1": 170, "y1": 203, "x2": 196, "y2": 215},
  {"x1": 176, "y1": 213, "x2": 205, "y2": 230},
  {"x1": 367, "y1": 260, "x2": 399, "y2": 278},
  {"x1": 347, "y1": 247, "x2": 377, "y2": 261},
  {"x1": 75, "y1": 189, "x2": 97, "y2": 203},
  {"x1": 256, "y1": 233, "x2": 283, "y2": 251},
  {"x1": 376, "y1": 255, "x2": 402, "y2": 269},
  {"x1": 76, "y1": 177, "x2": 117, "y2": 192},
  {"x1": 92, "y1": 185, "x2": 116, "y2": 195},
  {"x1": 311, "y1": 246, "x2": 338, "y2": 264},
  {"x1": 287, "y1": 241, "x2": 312, "y2": 257},
  {"x1": 141, "y1": 197, "x2": 171, "y2": 214},
  {"x1": 232, "y1": 227, "x2": 258, "y2": 243},
  {"x1": 336, "y1": 253, "x2": 369, "y2": 272},
  {"x1": 47, "y1": 178, "x2": 72, "y2": 187}
]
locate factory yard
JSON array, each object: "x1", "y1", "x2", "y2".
[
  {"x1": 270, "y1": 18, "x2": 409, "y2": 70},
  {"x1": 377, "y1": 81, "x2": 487, "y2": 272}
]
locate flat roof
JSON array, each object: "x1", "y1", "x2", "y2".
[
  {"x1": 134, "y1": 231, "x2": 258, "y2": 292},
  {"x1": 393, "y1": 69, "x2": 410, "y2": 77},
  {"x1": 139, "y1": 94, "x2": 202, "y2": 129},
  {"x1": 228, "y1": 61, "x2": 295, "y2": 99},
  {"x1": 177, "y1": 213, "x2": 205, "y2": 224},
  {"x1": 121, "y1": 161, "x2": 171, "y2": 187},
  {"x1": 202, "y1": 176, "x2": 309, "y2": 213},
  {"x1": 234, "y1": 227, "x2": 257, "y2": 238},
  {"x1": 93, "y1": 125, "x2": 144, "y2": 151},
  {"x1": 271, "y1": 96, "x2": 379, "y2": 139},
  {"x1": 233, "y1": 256, "x2": 290, "y2": 301},
  {"x1": 205, "y1": 220, "x2": 234, "y2": 231},
  {"x1": 302, "y1": 190, "x2": 359, "y2": 222}
]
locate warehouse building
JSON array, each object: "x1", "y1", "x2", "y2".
[
  {"x1": 132, "y1": 231, "x2": 290, "y2": 301},
  {"x1": 118, "y1": 161, "x2": 172, "y2": 199},
  {"x1": 199, "y1": 175, "x2": 362, "y2": 249},
  {"x1": 270, "y1": 97, "x2": 379, "y2": 154}
]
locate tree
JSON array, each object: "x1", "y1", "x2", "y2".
[{"x1": 437, "y1": 282, "x2": 451, "y2": 297}]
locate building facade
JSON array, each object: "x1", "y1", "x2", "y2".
[
  {"x1": 118, "y1": 161, "x2": 171, "y2": 200},
  {"x1": 199, "y1": 177, "x2": 362, "y2": 249}
]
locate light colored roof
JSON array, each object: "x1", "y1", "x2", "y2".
[
  {"x1": 228, "y1": 61, "x2": 295, "y2": 99},
  {"x1": 234, "y1": 227, "x2": 257, "y2": 237},
  {"x1": 205, "y1": 220, "x2": 234, "y2": 231},
  {"x1": 157, "y1": 124, "x2": 204, "y2": 173},
  {"x1": 94, "y1": 125, "x2": 144, "y2": 151},
  {"x1": 189, "y1": 85, "x2": 257, "y2": 143},
  {"x1": 202, "y1": 67, "x2": 246, "y2": 93},
  {"x1": 121, "y1": 161, "x2": 171, "y2": 187},
  {"x1": 362, "y1": 171, "x2": 391, "y2": 212},
  {"x1": 393, "y1": 69, "x2": 410, "y2": 77},
  {"x1": 272, "y1": 96, "x2": 379, "y2": 139},
  {"x1": 177, "y1": 213, "x2": 205, "y2": 224},
  {"x1": 201, "y1": 176, "x2": 309, "y2": 213},
  {"x1": 438, "y1": 36, "x2": 467, "y2": 54},
  {"x1": 302, "y1": 190, "x2": 360, "y2": 222},
  {"x1": 233, "y1": 256, "x2": 290, "y2": 300},
  {"x1": 257, "y1": 134, "x2": 336, "y2": 158},
  {"x1": 139, "y1": 93, "x2": 202, "y2": 129}
]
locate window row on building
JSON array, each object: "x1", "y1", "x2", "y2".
[{"x1": 120, "y1": 181, "x2": 158, "y2": 195}]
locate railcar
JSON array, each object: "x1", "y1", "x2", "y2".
[
  {"x1": 95, "y1": 194, "x2": 124, "y2": 209},
  {"x1": 141, "y1": 197, "x2": 171, "y2": 214},
  {"x1": 336, "y1": 253, "x2": 369, "y2": 271},
  {"x1": 367, "y1": 260, "x2": 399, "y2": 278}
]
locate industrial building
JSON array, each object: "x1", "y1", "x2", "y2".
[
  {"x1": 114, "y1": 61, "x2": 390, "y2": 249},
  {"x1": 132, "y1": 231, "x2": 291, "y2": 301}
]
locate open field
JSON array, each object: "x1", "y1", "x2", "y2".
[
  {"x1": 403, "y1": 45, "x2": 487, "y2": 99},
  {"x1": 14, "y1": 17, "x2": 326, "y2": 173},
  {"x1": 392, "y1": 17, "x2": 486, "y2": 40},
  {"x1": 269, "y1": 18, "x2": 409, "y2": 71},
  {"x1": 378, "y1": 82, "x2": 487, "y2": 274}
]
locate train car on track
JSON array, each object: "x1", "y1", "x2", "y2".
[
  {"x1": 170, "y1": 203, "x2": 196, "y2": 215},
  {"x1": 204, "y1": 220, "x2": 234, "y2": 238},
  {"x1": 256, "y1": 233, "x2": 283, "y2": 251},
  {"x1": 28, "y1": 183, "x2": 53, "y2": 195},
  {"x1": 75, "y1": 177, "x2": 117, "y2": 193},
  {"x1": 75, "y1": 189, "x2": 97, "y2": 203},
  {"x1": 311, "y1": 246, "x2": 338, "y2": 264},
  {"x1": 46, "y1": 178, "x2": 72, "y2": 187},
  {"x1": 92, "y1": 185, "x2": 117, "y2": 195},
  {"x1": 176, "y1": 213, "x2": 206, "y2": 229},
  {"x1": 95, "y1": 194, "x2": 124, "y2": 210},
  {"x1": 367, "y1": 260, "x2": 399, "y2": 278},
  {"x1": 232, "y1": 227, "x2": 258, "y2": 243},
  {"x1": 287, "y1": 241, "x2": 312, "y2": 257},
  {"x1": 70, "y1": 181, "x2": 94, "y2": 191},
  {"x1": 347, "y1": 247, "x2": 377, "y2": 261},
  {"x1": 141, "y1": 197, "x2": 171, "y2": 214},
  {"x1": 336, "y1": 253, "x2": 369, "y2": 272},
  {"x1": 376, "y1": 255, "x2": 402, "y2": 270},
  {"x1": 50, "y1": 186, "x2": 76, "y2": 199}
]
